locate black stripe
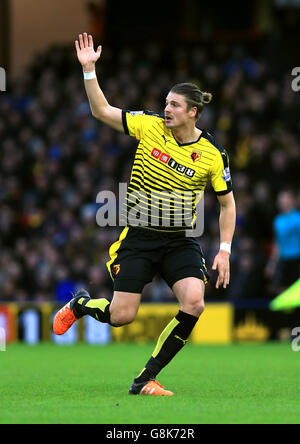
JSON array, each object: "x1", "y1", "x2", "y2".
[
  {"x1": 201, "y1": 131, "x2": 233, "y2": 194},
  {"x1": 126, "y1": 196, "x2": 192, "y2": 215},
  {"x1": 173, "y1": 132, "x2": 203, "y2": 147},
  {"x1": 131, "y1": 170, "x2": 188, "y2": 193},
  {"x1": 127, "y1": 187, "x2": 195, "y2": 209},
  {"x1": 122, "y1": 110, "x2": 129, "y2": 135},
  {"x1": 130, "y1": 177, "x2": 173, "y2": 194},
  {"x1": 127, "y1": 185, "x2": 196, "y2": 207},
  {"x1": 144, "y1": 110, "x2": 164, "y2": 118},
  {"x1": 215, "y1": 188, "x2": 232, "y2": 196},
  {"x1": 127, "y1": 183, "x2": 195, "y2": 203},
  {"x1": 129, "y1": 176, "x2": 196, "y2": 202},
  {"x1": 202, "y1": 130, "x2": 226, "y2": 156},
  {"x1": 126, "y1": 202, "x2": 193, "y2": 220},
  {"x1": 132, "y1": 160, "x2": 187, "y2": 189}
]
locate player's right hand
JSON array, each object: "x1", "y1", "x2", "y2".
[{"x1": 75, "y1": 33, "x2": 102, "y2": 72}]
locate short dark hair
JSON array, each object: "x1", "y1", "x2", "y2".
[{"x1": 170, "y1": 83, "x2": 212, "y2": 120}]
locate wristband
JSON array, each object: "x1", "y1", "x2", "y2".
[
  {"x1": 220, "y1": 242, "x2": 231, "y2": 254},
  {"x1": 83, "y1": 70, "x2": 96, "y2": 80}
]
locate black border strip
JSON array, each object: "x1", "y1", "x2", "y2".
[{"x1": 122, "y1": 110, "x2": 129, "y2": 135}]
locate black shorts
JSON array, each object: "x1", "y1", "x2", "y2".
[{"x1": 106, "y1": 227, "x2": 209, "y2": 293}]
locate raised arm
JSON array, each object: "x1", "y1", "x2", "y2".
[{"x1": 75, "y1": 33, "x2": 124, "y2": 132}]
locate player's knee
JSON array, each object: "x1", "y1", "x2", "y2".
[
  {"x1": 191, "y1": 300, "x2": 205, "y2": 317},
  {"x1": 196, "y1": 300, "x2": 205, "y2": 317},
  {"x1": 182, "y1": 297, "x2": 205, "y2": 318}
]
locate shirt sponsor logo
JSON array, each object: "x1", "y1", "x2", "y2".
[
  {"x1": 151, "y1": 149, "x2": 195, "y2": 178},
  {"x1": 160, "y1": 153, "x2": 170, "y2": 164},
  {"x1": 151, "y1": 148, "x2": 162, "y2": 159}
]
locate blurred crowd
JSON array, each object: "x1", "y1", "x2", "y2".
[{"x1": 0, "y1": 39, "x2": 299, "y2": 304}]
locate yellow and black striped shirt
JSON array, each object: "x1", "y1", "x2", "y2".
[{"x1": 122, "y1": 110, "x2": 232, "y2": 232}]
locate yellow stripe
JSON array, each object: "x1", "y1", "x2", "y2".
[
  {"x1": 152, "y1": 318, "x2": 179, "y2": 358},
  {"x1": 127, "y1": 187, "x2": 195, "y2": 210},
  {"x1": 128, "y1": 181, "x2": 198, "y2": 206},
  {"x1": 106, "y1": 227, "x2": 129, "y2": 280},
  {"x1": 201, "y1": 269, "x2": 208, "y2": 285},
  {"x1": 131, "y1": 168, "x2": 201, "y2": 194},
  {"x1": 126, "y1": 195, "x2": 194, "y2": 217},
  {"x1": 131, "y1": 167, "x2": 189, "y2": 192},
  {"x1": 128, "y1": 181, "x2": 195, "y2": 201},
  {"x1": 85, "y1": 299, "x2": 110, "y2": 312},
  {"x1": 137, "y1": 367, "x2": 147, "y2": 378}
]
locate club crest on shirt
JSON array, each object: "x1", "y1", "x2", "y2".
[
  {"x1": 113, "y1": 264, "x2": 121, "y2": 275},
  {"x1": 191, "y1": 151, "x2": 202, "y2": 162}
]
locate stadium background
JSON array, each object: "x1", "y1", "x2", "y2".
[{"x1": 0, "y1": 0, "x2": 300, "y2": 346}]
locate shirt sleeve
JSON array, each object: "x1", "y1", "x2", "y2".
[
  {"x1": 122, "y1": 110, "x2": 161, "y2": 140},
  {"x1": 210, "y1": 149, "x2": 233, "y2": 195}
]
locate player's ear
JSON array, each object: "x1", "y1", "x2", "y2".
[{"x1": 189, "y1": 106, "x2": 197, "y2": 119}]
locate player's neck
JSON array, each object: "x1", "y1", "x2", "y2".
[{"x1": 171, "y1": 126, "x2": 202, "y2": 145}]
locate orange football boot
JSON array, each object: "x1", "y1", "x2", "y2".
[
  {"x1": 129, "y1": 380, "x2": 174, "y2": 396},
  {"x1": 53, "y1": 289, "x2": 90, "y2": 335}
]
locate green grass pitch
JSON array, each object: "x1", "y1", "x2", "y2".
[{"x1": 0, "y1": 342, "x2": 299, "y2": 424}]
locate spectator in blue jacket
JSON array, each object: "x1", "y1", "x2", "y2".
[{"x1": 266, "y1": 190, "x2": 300, "y2": 290}]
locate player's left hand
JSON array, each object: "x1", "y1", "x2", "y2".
[{"x1": 212, "y1": 250, "x2": 230, "y2": 289}]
